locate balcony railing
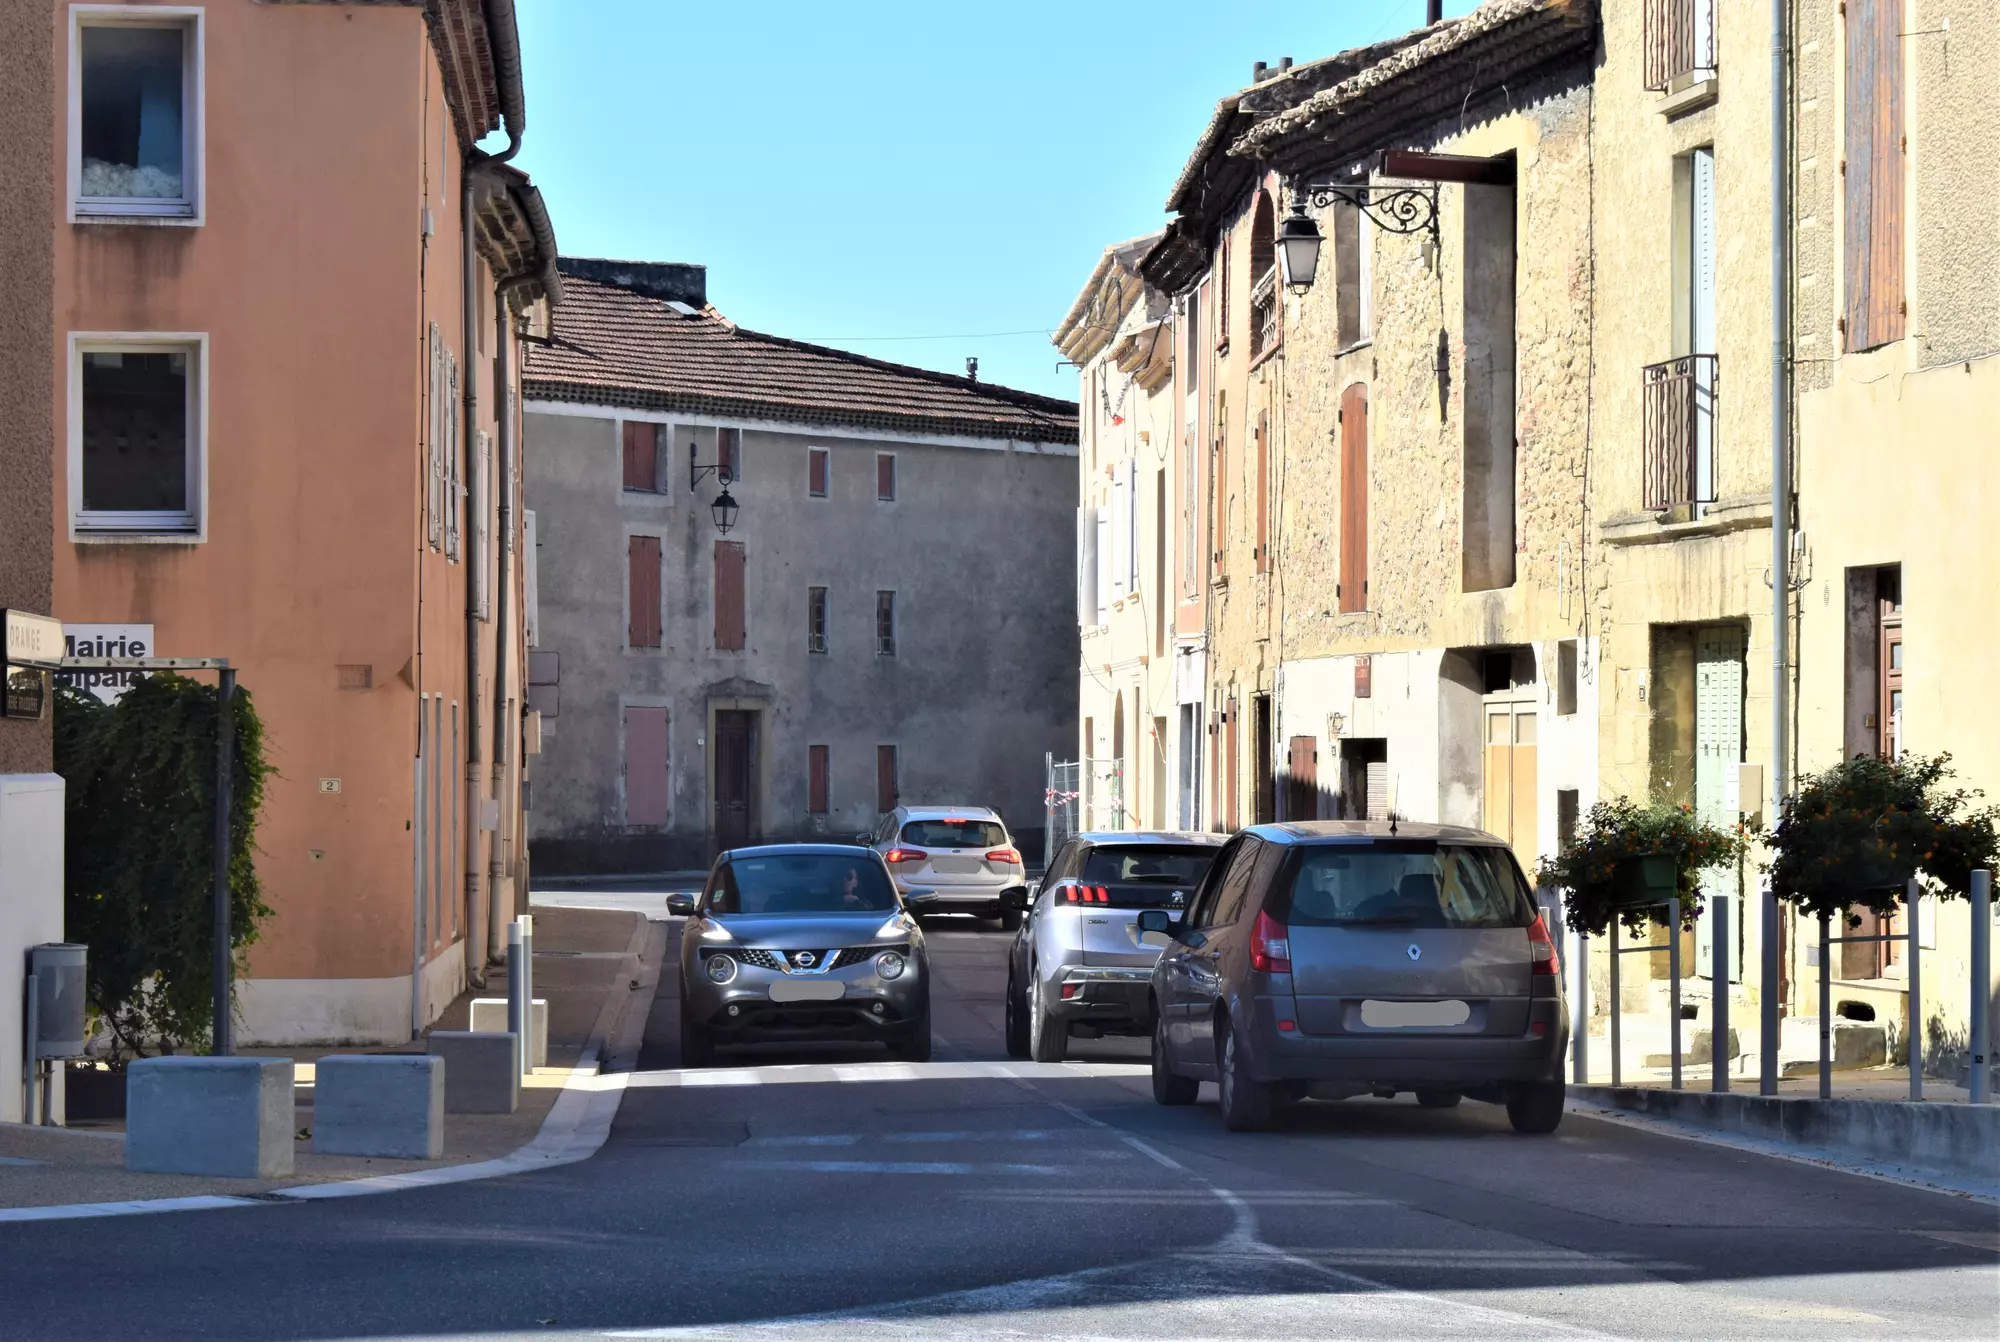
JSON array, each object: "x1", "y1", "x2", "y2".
[
  {"x1": 1642, "y1": 354, "x2": 1718, "y2": 512},
  {"x1": 1643, "y1": 0, "x2": 1716, "y2": 92},
  {"x1": 1249, "y1": 269, "x2": 1280, "y2": 361}
]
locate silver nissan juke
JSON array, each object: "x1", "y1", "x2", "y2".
[{"x1": 668, "y1": 844, "x2": 937, "y2": 1066}]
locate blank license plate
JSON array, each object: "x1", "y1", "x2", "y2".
[
  {"x1": 769, "y1": 979, "x2": 845, "y2": 1003},
  {"x1": 1361, "y1": 999, "x2": 1470, "y2": 1029},
  {"x1": 929, "y1": 857, "x2": 981, "y2": 874}
]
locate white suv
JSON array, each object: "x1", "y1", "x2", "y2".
[{"x1": 868, "y1": 805, "x2": 1030, "y2": 928}]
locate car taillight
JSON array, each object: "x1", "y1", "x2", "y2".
[
  {"x1": 1250, "y1": 909, "x2": 1290, "y2": 974},
  {"x1": 883, "y1": 847, "x2": 927, "y2": 865},
  {"x1": 1528, "y1": 913, "x2": 1560, "y2": 976},
  {"x1": 986, "y1": 848, "x2": 1022, "y2": 864},
  {"x1": 1060, "y1": 884, "x2": 1110, "y2": 904}
]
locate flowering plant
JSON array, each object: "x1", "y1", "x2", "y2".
[
  {"x1": 1536, "y1": 796, "x2": 1751, "y2": 936},
  {"x1": 1768, "y1": 752, "x2": 1997, "y2": 923}
]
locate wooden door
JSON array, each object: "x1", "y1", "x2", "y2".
[
  {"x1": 1483, "y1": 706, "x2": 1538, "y2": 869},
  {"x1": 1286, "y1": 735, "x2": 1318, "y2": 822},
  {"x1": 1338, "y1": 383, "x2": 1369, "y2": 613},
  {"x1": 1694, "y1": 624, "x2": 1746, "y2": 977},
  {"x1": 714, "y1": 711, "x2": 756, "y2": 851}
]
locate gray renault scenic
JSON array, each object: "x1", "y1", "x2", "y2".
[{"x1": 1143, "y1": 822, "x2": 1568, "y2": 1133}]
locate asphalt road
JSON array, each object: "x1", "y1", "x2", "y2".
[{"x1": 2, "y1": 916, "x2": 1995, "y2": 1340}]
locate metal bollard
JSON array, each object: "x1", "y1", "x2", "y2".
[
  {"x1": 1668, "y1": 898, "x2": 1683, "y2": 1091},
  {"x1": 23, "y1": 973, "x2": 38, "y2": 1127},
  {"x1": 1574, "y1": 929, "x2": 1590, "y2": 1085},
  {"x1": 1907, "y1": 878, "x2": 1922, "y2": 1102},
  {"x1": 1712, "y1": 893, "x2": 1731, "y2": 1092},
  {"x1": 520, "y1": 915, "x2": 534, "y2": 1078},
  {"x1": 1971, "y1": 869, "x2": 1991, "y2": 1105},
  {"x1": 1610, "y1": 920, "x2": 1622, "y2": 1088},
  {"x1": 507, "y1": 918, "x2": 527, "y2": 1077}
]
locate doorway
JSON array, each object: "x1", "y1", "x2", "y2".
[
  {"x1": 714, "y1": 710, "x2": 758, "y2": 852},
  {"x1": 1482, "y1": 704, "x2": 1539, "y2": 869}
]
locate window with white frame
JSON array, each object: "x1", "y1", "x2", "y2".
[
  {"x1": 72, "y1": 8, "x2": 201, "y2": 221},
  {"x1": 72, "y1": 335, "x2": 203, "y2": 535}
]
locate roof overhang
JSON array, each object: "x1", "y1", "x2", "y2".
[{"x1": 473, "y1": 163, "x2": 562, "y2": 311}]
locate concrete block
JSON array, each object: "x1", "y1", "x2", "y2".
[
  {"x1": 126, "y1": 1056, "x2": 295, "y2": 1179},
  {"x1": 426, "y1": 1031, "x2": 519, "y2": 1114},
  {"x1": 1644, "y1": 1028, "x2": 1740, "y2": 1069},
  {"x1": 313, "y1": 1054, "x2": 444, "y2": 1159},
  {"x1": 469, "y1": 997, "x2": 547, "y2": 1069}
]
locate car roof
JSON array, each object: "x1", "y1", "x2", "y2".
[
  {"x1": 1245, "y1": 820, "x2": 1506, "y2": 846},
  {"x1": 1073, "y1": 831, "x2": 1227, "y2": 847},
  {"x1": 898, "y1": 806, "x2": 1002, "y2": 820},
  {"x1": 719, "y1": 843, "x2": 878, "y2": 862}
]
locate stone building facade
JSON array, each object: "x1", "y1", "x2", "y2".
[{"x1": 523, "y1": 260, "x2": 1079, "y2": 873}]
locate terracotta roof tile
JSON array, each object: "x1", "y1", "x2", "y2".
[{"x1": 522, "y1": 273, "x2": 1079, "y2": 446}]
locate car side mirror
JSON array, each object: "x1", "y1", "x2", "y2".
[
  {"x1": 665, "y1": 892, "x2": 698, "y2": 917},
  {"x1": 903, "y1": 889, "x2": 940, "y2": 911},
  {"x1": 1136, "y1": 908, "x2": 1182, "y2": 938},
  {"x1": 855, "y1": 833, "x2": 875, "y2": 845}
]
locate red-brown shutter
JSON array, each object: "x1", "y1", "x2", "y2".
[
  {"x1": 714, "y1": 540, "x2": 746, "y2": 650},
  {"x1": 623, "y1": 707, "x2": 670, "y2": 825},
  {"x1": 808, "y1": 448, "x2": 828, "y2": 497},
  {"x1": 627, "y1": 535, "x2": 661, "y2": 647},
  {"x1": 876, "y1": 453, "x2": 896, "y2": 501},
  {"x1": 622, "y1": 422, "x2": 654, "y2": 490},
  {"x1": 1338, "y1": 384, "x2": 1369, "y2": 613},
  {"x1": 1844, "y1": 0, "x2": 1905, "y2": 352},
  {"x1": 876, "y1": 744, "x2": 898, "y2": 813},
  {"x1": 1253, "y1": 412, "x2": 1269, "y2": 572},
  {"x1": 808, "y1": 744, "x2": 829, "y2": 814},
  {"x1": 718, "y1": 427, "x2": 742, "y2": 482}
]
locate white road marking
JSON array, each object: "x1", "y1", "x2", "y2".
[
  {"x1": 744, "y1": 1129, "x2": 1072, "y2": 1147},
  {"x1": 624, "y1": 1060, "x2": 1146, "y2": 1089},
  {"x1": 738, "y1": 1160, "x2": 1067, "y2": 1176},
  {"x1": 0, "y1": 1195, "x2": 261, "y2": 1223}
]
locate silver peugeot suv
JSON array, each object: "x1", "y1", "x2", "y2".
[
  {"x1": 667, "y1": 844, "x2": 935, "y2": 1065},
  {"x1": 1004, "y1": 831, "x2": 1226, "y2": 1062}
]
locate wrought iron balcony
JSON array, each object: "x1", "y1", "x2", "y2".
[
  {"x1": 1249, "y1": 269, "x2": 1280, "y2": 361},
  {"x1": 1643, "y1": 0, "x2": 1716, "y2": 92},
  {"x1": 1641, "y1": 354, "x2": 1718, "y2": 512}
]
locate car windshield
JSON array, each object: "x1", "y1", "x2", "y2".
[
  {"x1": 1282, "y1": 844, "x2": 1531, "y2": 929},
  {"x1": 900, "y1": 819, "x2": 1007, "y2": 849},
  {"x1": 1076, "y1": 845, "x2": 1220, "y2": 908},
  {"x1": 708, "y1": 854, "x2": 898, "y2": 915}
]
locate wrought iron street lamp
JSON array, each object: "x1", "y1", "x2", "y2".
[
  {"x1": 1278, "y1": 179, "x2": 1442, "y2": 295},
  {"x1": 1277, "y1": 201, "x2": 1323, "y2": 294},
  {"x1": 690, "y1": 439, "x2": 740, "y2": 534},
  {"x1": 710, "y1": 487, "x2": 739, "y2": 535}
]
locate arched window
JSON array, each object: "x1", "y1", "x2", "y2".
[{"x1": 1250, "y1": 192, "x2": 1276, "y2": 280}]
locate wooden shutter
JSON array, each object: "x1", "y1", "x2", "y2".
[
  {"x1": 1286, "y1": 735, "x2": 1317, "y2": 821},
  {"x1": 1339, "y1": 384, "x2": 1369, "y2": 613},
  {"x1": 808, "y1": 744, "x2": 829, "y2": 814},
  {"x1": 876, "y1": 453, "x2": 896, "y2": 501},
  {"x1": 475, "y1": 432, "x2": 492, "y2": 620},
  {"x1": 714, "y1": 540, "x2": 746, "y2": 650},
  {"x1": 718, "y1": 427, "x2": 742, "y2": 482},
  {"x1": 808, "y1": 448, "x2": 828, "y2": 497},
  {"x1": 427, "y1": 324, "x2": 444, "y2": 550},
  {"x1": 622, "y1": 421, "x2": 655, "y2": 490},
  {"x1": 623, "y1": 707, "x2": 670, "y2": 826},
  {"x1": 1254, "y1": 412, "x2": 1269, "y2": 572},
  {"x1": 1843, "y1": 0, "x2": 1906, "y2": 352},
  {"x1": 627, "y1": 535, "x2": 661, "y2": 648},
  {"x1": 876, "y1": 744, "x2": 898, "y2": 813}
]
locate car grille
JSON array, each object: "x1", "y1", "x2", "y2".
[{"x1": 731, "y1": 948, "x2": 784, "y2": 971}]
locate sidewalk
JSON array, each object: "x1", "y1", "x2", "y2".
[{"x1": 0, "y1": 906, "x2": 651, "y2": 1215}]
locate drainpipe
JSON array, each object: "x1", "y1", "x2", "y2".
[
  {"x1": 1760, "y1": 0, "x2": 1792, "y2": 1096},
  {"x1": 489, "y1": 298, "x2": 516, "y2": 967}
]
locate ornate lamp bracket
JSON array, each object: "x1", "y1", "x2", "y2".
[{"x1": 1296, "y1": 182, "x2": 1440, "y2": 245}]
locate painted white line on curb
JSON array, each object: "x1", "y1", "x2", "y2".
[{"x1": 0, "y1": 1194, "x2": 260, "y2": 1224}]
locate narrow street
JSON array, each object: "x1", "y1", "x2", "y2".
[{"x1": 1, "y1": 916, "x2": 1993, "y2": 1340}]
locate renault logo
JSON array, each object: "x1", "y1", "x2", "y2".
[
  {"x1": 793, "y1": 951, "x2": 817, "y2": 967},
  {"x1": 1406, "y1": 944, "x2": 1422, "y2": 962}
]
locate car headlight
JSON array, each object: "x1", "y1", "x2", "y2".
[
  {"x1": 875, "y1": 951, "x2": 907, "y2": 981},
  {"x1": 705, "y1": 954, "x2": 738, "y2": 984}
]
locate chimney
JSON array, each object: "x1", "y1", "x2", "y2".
[
  {"x1": 965, "y1": 357, "x2": 979, "y2": 382},
  {"x1": 1278, "y1": 56, "x2": 1293, "y2": 71},
  {"x1": 1426, "y1": 0, "x2": 1444, "y2": 24},
  {"x1": 1252, "y1": 60, "x2": 1268, "y2": 82}
]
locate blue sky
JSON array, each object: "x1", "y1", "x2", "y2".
[{"x1": 512, "y1": 1, "x2": 1470, "y2": 401}]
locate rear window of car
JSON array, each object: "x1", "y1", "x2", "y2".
[
  {"x1": 900, "y1": 819, "x2": 1007, "y2": 849},
  {"x1": 1275, "y1": 843, "x2": 1532, "y2": 929}
]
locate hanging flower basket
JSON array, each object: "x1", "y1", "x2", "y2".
[
  {"x1": 1537, "y1": 797, "x2": 1751, "y2": 937},
  {"x1": 1769, "y1": 752, "x2": 1997, "y2": 923}
]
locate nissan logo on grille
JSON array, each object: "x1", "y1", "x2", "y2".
[{"x1": 792, "y1": 951, "x2": 818, "y2": 968}]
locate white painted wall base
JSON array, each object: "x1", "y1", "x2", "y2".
[
  {"x1": 0, "y1": 775, "x2": 66, "y2": 1124},
  {"x1": 234, "y1": 939, "x2": 466, "y2": 1047}
]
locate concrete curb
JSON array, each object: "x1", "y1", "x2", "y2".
[{"x1": 1572, "y1": 1083, "x2": 2000, "y2": 1189}]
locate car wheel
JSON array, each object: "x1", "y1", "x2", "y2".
[
  {"x1": 679, "y1": 1006, "x2": 715, "y2": 1069},
  {"x1": 998, "y1": 908, "x2": 1023, "y2": 932},
  {"x1": 891, "y1": 1000, "x2": 933, "y2": 1062},
  {"x1": 1506, "y1": 1080, "x2": 1566, "y2": 1134},
  {"x1": 1416, "y1": 1089, "x2": 1462, "y2": 1109},
  {"x1": 1216, "y1": 1013, "x2": 1276, "y2": 1132},
  {"x1": 1151, "y1": 1011, "x2": 1197, "y2": 1106},
  {"x1": 1027, "y1": 971, "x2": 1068, "y2": 1063},
  {"x1": 1003, "y1": 970, "x2": 1031, "y2": 1059}
]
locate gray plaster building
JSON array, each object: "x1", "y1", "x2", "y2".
[{"x1": 521, "y1": 258, "x2": 1079, "y2": 873}]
